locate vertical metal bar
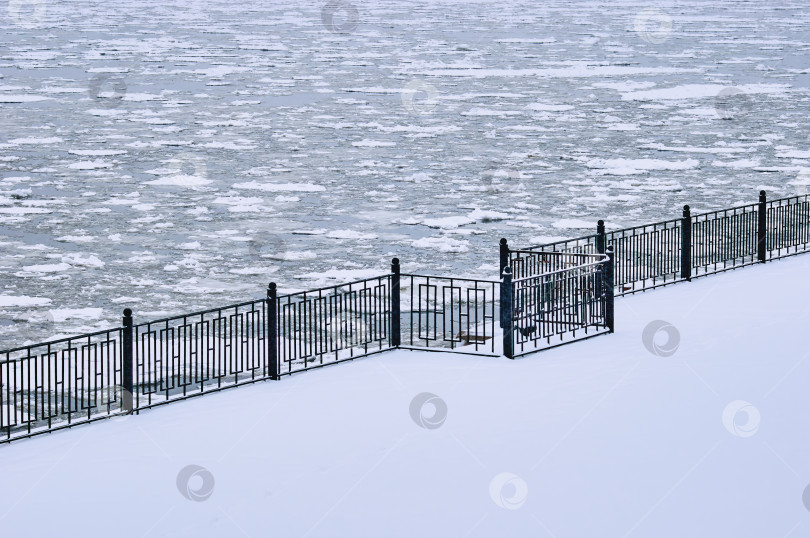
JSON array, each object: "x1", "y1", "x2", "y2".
[
  {"x1": 391, "y1": 258, "x2": 401, "y2": 347},
  {"x1": 605, "y1": 246, "x2": 615, "y2": 333},
  {"x1": 501, "y1": 267, "x2": 514, "y2": 359},
  {"x1": 596, "y1": 220, "x2": 606, "y2": 255},
  {"x1": 758, "y1": 190, "x2": 767, "y2": 262},
  {"x1": 681, "y1": 205, "x2": 692, "y2": 281},
  {"x1": 267, "y1": 283, "x2": 279, "y2": 380},
  {"x1": 499, "y1": 238, "x2": 509, "y2": 277},
  {"x1": 122, "y1": 309, "x2": 133, "y2": 414}
]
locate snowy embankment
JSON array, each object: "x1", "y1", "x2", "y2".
[{"x1": 1, "y1": 255, "x2": 809, "y2": 537}]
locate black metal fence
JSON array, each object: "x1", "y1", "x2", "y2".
[
  {"x1": 275, "y1": 274, "x2": 393, "y2": 376},
  {"x1": 3, "y1": 190, "x2": 809, "y2": 444},
  {"x1": 503, "y1": 191, "x2": 810, "y2": 296},
  {"x1": 132, "y1": 299, "x2": 272, "y2": 410},
  {"x1": 399, "y1": 273, "x2": 499, "y2": 356},
  {"x1": 503, "y1": 250, "x2": 613, "y2": 358},
  {"x1": 1, "y1": 328, "x2": 124, "y2": 442}
]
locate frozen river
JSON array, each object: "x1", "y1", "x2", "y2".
[{"x1": 2, "y1": 0, "x2": 809, "y2": 344}]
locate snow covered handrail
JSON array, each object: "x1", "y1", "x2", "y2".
[
  {"x1": 508, "y1": 250, "x2": 609, "y2": 283},
  {"x1": 501, "y1": 248, "x2": 614, "y2": 359}
]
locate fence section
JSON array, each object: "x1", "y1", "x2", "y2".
[
  {"x1": 766, "y1": 193, "x2": 810, "y2": 259},
  {"x1": 513, "y1": 191, "x2": 810, "y2": 296},
  {"x1": 276, "y1": 275, "x2": 393, "y2": 375},
  {"x1": 691, "y1": 202, "x2": 760, "y2": 277},
  {"x1": 400, "y1": 274, "x2": 499, "y2": 356},
  {"x1": 5, "y1": 190, "x2": 810, "y2": 444},
  {"x1": 504, "y1": 251, "x2": 612, "y2": 358},
  {"x1": 1, "y1": 328, "x2": 124, "y2": 442},
  {"x1": 605, "y1": 218, "x2": 682, "y2": 294},
  {"x1": 133, "y1": 299, "x2": 270, "y2": 409}
]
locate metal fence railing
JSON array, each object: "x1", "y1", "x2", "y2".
[
  {"x1": 275, "y1": 275, "x2": 393, "y2": 376},
  {"x1": 1, "y1": 328, "x2": 124, "y2": 442},
  {"x1": 3, "y1": 190, "x2": 810, "y2": 444},
  {"x1": 504, "y1": 250, "x2": 613, "y2": 358},
  {"x1": 399, "y1": 274, "x2": 499, "y2": 356},
  {"x1": 766, "y1": 194, "x2": 810, "y2": 259},
  {"x1": 505, "y1": 191, "x2": 810, "y2": 296},
  {"x1": 133, "y1": 299, "x2": 271, "y2": 410}
]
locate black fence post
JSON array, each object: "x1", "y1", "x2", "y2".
[
  {"x1": 758, "y1": 190, "x2": 767, "y2": 263},
  {"x1": 499, "y1": 238, "x2": 509, "y2": 276},
  {"x1": 499, "y1": 239, "x2": 509, "y2": 328},
  {"x1": 122, "y1": 308, "x2": 133, "y2": 414},
  {"x1": 267, "y1": 283, "x2": 279, "y2": 380},
  {"x1": 681, "y1": 205, "x2": 692, "y2": 281},
  {"x1": 391, "y1": 258, "x2": 401, "y2": 347},
  {"x1": 605, "y1": 246, "x2": 615, "y2": 333},
  {"x1": 501, "y1": 266, "x2": 514, "y2": 359},
  {"x1": 596, "y1": 220, "x2": 606, "y2": 254}
]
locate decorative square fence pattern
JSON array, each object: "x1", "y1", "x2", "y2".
[{"x1": 2, "y1": 190, "x2": 809, "y2": 444}]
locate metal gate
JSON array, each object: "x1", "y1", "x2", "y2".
[{"x1": 502, "y1": 248, "x2": 614, "y2": 358}]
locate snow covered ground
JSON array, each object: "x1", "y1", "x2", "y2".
[{"x1": 1, "y1": 253, "x2": 808, "y2": 537}]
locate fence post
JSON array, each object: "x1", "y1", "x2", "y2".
[
  {"x1": 122, "y1": 308, "x2": 133, "y2": 414},
  {"x1": 758, "y1": 190, "x2": 767, "y2": 263},
  {"x1": 501, "y1": 266, "x2": 514, "y2": 359},
  {"x1": 499, "y1": 239, "x2": 509, "y2": 328},
  {"x1": 596, "y1": 220, "x2": 606, "y2": 254},
  {"x1": 391, "y1": 258, "x2": 401, "y2": 347},
  {"x1": 499, "y1": 238, "x2": 509, "y2": 276},
  {"x1": 605, "y1": 246, "x2": 615, "y2": 333},
  {"x1": 267, "y1": 283, "x2": 279, "y2": 380},
  {"x1": 681, "y1": 205, "x2": 692, "y2": 281}
]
